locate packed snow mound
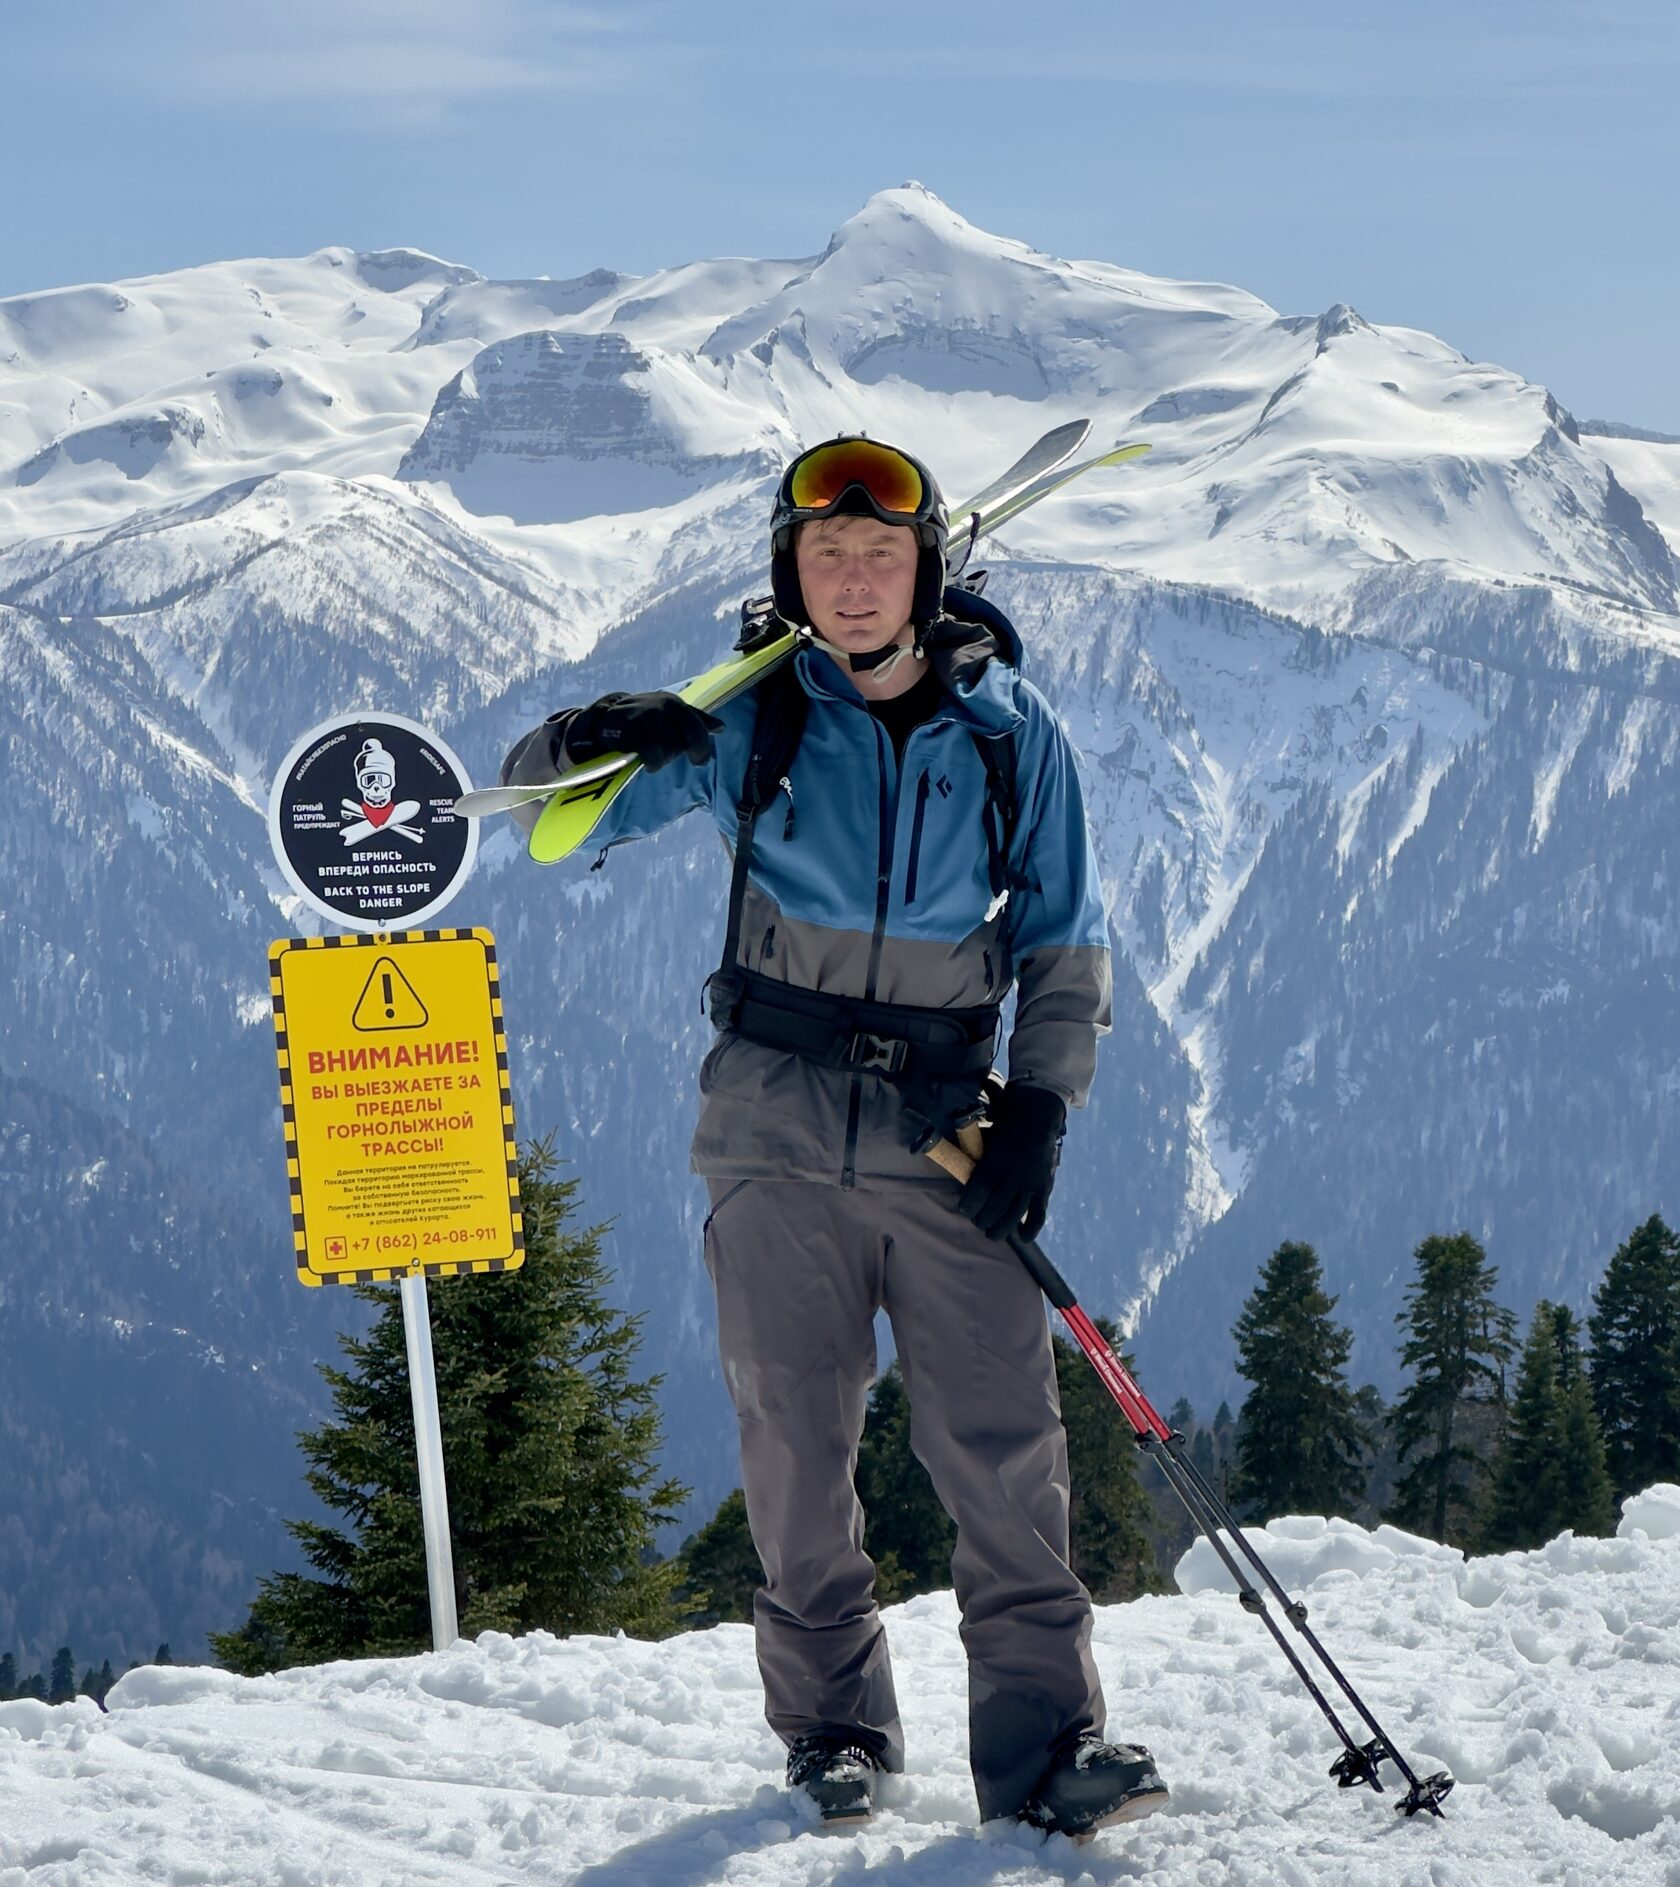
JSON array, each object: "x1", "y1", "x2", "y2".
[
  {"x1": 4, "y1": 1507, "x2": 1679, "y2": 1884},
  {"x1": 1620, "y1": 1482, "x2": 1680, "y2": 1541},
  {"x1": 1174, "y1": 1511, "x2": 1463, "y2": 1594}
]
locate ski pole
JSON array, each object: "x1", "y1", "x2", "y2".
[{"x1": 923, "y1": 1128, "x2": 1455, "y2": 1820}]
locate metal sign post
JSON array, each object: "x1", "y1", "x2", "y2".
[
  {"x1": 267, "y1": 712, "x2": 520, "y2": 1657},
  {"x1": 401, "y1": 1275, "x2": 460, "y2": 1651}
]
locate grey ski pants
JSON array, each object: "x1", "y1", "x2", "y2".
[{"x1": 703, "y1": 1175, "x2": 1105, "y2": 1822}]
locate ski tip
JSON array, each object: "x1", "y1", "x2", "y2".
[
  {"x1": 453, "y1": 787, "x2": 521, "y2": 818},
  {"x1": 1043, "y1": 417, "x2": 1093, "y2": 451}
]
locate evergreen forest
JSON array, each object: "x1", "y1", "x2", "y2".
[{"x1": 13, "y1": 1161, "x2": 1680, "y2": 1691}]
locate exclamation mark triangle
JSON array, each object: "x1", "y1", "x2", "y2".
[{"x1": 352, "y1": 957, "x2": 429, "y2": 1032}]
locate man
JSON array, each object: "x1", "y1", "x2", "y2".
[{"x1": 500, "y1": 437, "x2": 1167, "y2": 1838}]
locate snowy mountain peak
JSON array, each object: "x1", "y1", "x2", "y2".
[
  {"x1": 1312, "y1": 301, "x2": 1371, "y2": 351},
  {"x1": 820, "y1": 181, "x2": 1023, "y2": 262}
]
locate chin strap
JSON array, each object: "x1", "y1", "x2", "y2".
[{"x1": 811, "y1": 634, "x2": 926, "y2": 682}]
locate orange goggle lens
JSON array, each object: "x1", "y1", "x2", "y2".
[{"x1": 786, "y1": 440, "x2": 926, "y2": 518}]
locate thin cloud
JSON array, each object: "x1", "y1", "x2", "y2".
[{"x1": 20, "y1": 0, "x2": 658, "y2": 111}]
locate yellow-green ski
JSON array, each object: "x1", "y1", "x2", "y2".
[
  {"x1": 500, "y1": 430, "x2": 1150, "y2": 864},
  {"x1": 523, "y1": 632, "x2": 799, "y2": 863}
]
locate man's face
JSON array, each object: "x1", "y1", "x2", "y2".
[{"x1": 794, "y1": 514, "x2": 919, "y2": 653}]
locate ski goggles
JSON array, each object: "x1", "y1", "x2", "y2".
[{"x1": 780, "y1": 439, "x2": 933, "y2": 525}]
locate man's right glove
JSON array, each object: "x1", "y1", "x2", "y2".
[
  {"x1": 553, "y1": 691, "x2": 723, "y2": 773},
  {"x1": 956, "y1": 1081, "x2": 1067, "y2": 1242}
]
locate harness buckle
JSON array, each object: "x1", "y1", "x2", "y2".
[
  {"x1": 847, "y1": 1031, "x2": 909, "y2": 1075},
  {"x1": 704, "y1": 973, "x2": 743, "y2": 1030}
]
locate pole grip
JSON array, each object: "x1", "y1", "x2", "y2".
[{"x1": 925, "y1": 1134, "x2": 976, "y2": 1184}]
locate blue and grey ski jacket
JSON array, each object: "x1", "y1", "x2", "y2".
[{"x1": 501, "y1": 598, "x2": 1112, "y2": 1187}]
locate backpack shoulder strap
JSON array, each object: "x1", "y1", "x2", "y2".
[
  {"x1": 745, "y1": 656, "x2": 808, "y2": 816},
  {"x1": 717, "y1": 657, "x2": 807, "y2": 982}
]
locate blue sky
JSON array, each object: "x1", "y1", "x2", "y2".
[{"x1": 7, "y1": 0, "x2": 1678, "y2": 428}]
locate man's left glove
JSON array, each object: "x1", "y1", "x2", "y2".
[
  {"x1": 559, "y1": 691, "x2": 723, "y2": 773},
  {"x1": 957, "y1": 1082, "x2": 1067, "y2": 1242}
]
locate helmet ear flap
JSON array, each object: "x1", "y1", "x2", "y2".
[
  {"x1": 770, "y1": 532, "x2": 809, "y2": 627},
  {"x1": 912, "y1": 544, "x2": 945, "y2": 630}
]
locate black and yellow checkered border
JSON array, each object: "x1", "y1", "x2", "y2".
[{"x1": 269, "y1": 927, "x2": 525, "y2": 1288}]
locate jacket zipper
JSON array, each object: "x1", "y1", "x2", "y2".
[
  {"x1": 845, "y1": 723, "x2": 898, "y2": 1190},
  {"x1": 862, "y1": 726, "x2": 896, "y2": 1004},
  {"x1": 903, "y1": 769, "x2": 931, "y2": 905}
]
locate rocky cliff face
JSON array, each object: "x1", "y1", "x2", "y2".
[{"x1": 4, "y1": 189, "x2": 1680, "y2": 1662}]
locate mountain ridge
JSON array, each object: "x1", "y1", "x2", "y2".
[{"x1": 5, "y1": 186, "x2": 1680, "y2": 1663}]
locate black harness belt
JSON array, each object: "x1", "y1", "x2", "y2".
[{"x1": 707, "y1": 969, "x2": 1000, "y2": 1081}]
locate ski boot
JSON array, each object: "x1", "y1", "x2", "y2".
[
  {"x1": 1019, "y1": 1734, "x2": 1169, "y2": 1841},
  {"x1": 786, "y1": 1732, "x2": 883, "y2": 1828}
]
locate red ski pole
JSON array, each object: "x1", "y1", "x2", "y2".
[{"x1": 924, "y1": 1126, "x2": 1452, "y2": 1819}]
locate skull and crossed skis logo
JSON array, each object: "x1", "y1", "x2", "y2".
[{"x1": 340, "y1": 739, "x2": 424, "y2": 847}]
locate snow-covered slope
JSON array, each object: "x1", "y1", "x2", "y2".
[
  {"x1": 0, "y1": 250, "x2": 478, "y2": 519},
  {"x1": 4, "y1": 1495, "x2": 1677, "y2": 1885},
  {"x1": 7, "y1": 187, "x2": 1680, "y2": 1667}
]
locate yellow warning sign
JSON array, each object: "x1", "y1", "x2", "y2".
[{"x1": 269, "y1": 928, "x2": 523, "y2": 1287}]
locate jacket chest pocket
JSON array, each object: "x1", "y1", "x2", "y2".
[
  {"x1": 900, "y1": 763, "x2": 993, "y2": 920},
  {"x1": 903, "y1": 770, "x2": 932, "y2": 905}
]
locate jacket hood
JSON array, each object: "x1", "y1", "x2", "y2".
[{"x1": 927, "y1": 584, "x2": 1026, "y2": 679}]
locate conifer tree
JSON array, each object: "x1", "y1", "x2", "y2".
[
  {"x1": 1056, "y1": 1323, "x2": 1162, "y2": 1601},
  {"x1": 674, "y1": 1490, "x2": 761, "y2": 1627},
  {"x1": 1387, "y1": 1232, "x2": 1516, "y2": 1545},
  {"x1": 1551, "y1": 1306, "x2": 1616, "y2": 1538},
  {"x1": 1212, "y1": 1400, "x2": 1238, "y2": 1502},
  {"x1": 48, "y1": 1648, "x2": 75, "y2": 1703},
  {"x1": 0, "y1": 1654, "x2": 15, "y2": 1699},
  {"x1": 76, "y1": 1659, "x2": 117, "y2": 1706},
  {"x1": 214, "y1": 1143, "x2": 686, "y2": 1672},
  {"x1": 1482, "y1": 1304, "x2": 1567, "y2": 1551},
  {"x1": 1484, "y1": 1303, "x2": 1615, "y2": 1549},
  {"x1": 1229, "y1": 1242, "x2": 1368, "y2": 1522},
  {"x1": 1589, "y1": 1214, "x2": 1680, "y2": 1498}
]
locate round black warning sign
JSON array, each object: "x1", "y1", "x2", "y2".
[{"x1": 268, "y1": 713, "x2": 478, "y2": 932}]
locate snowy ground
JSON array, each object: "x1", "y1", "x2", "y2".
[{"x1": 4, "y1": 1493, "x2": 1678, "y2": 1887}]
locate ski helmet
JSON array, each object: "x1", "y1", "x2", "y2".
[{"x1": 769, "y1": 437, "x2": 949, "y2": 634}]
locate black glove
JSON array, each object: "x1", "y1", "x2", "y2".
[
  {"x1": 957, "y1": 1082, "x2": 1067, "y2": 1242},
  {"x1": 556, "y1": 691, "x2": 723, "y2": 773}
]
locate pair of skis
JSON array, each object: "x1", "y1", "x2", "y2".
[
  {"x1": 926, "y1": 1124, "x2": 1455, "y2": 1822},
  {"x1": 455, "y1": 421, "x2": 1150, "y2": 863}
]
